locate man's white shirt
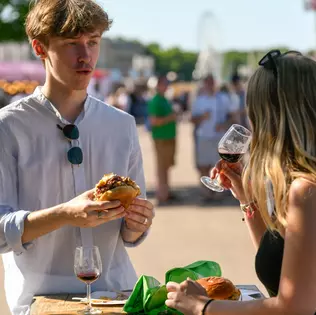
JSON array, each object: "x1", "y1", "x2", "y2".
[{"x1": 0, "y1": 87, "x2": 147, "y2": 315}]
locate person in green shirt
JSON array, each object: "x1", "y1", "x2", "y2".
[{"x1": 148, "y1": 76, "x2": 177, "y2": 204}]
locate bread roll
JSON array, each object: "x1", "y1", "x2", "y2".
[
  {"x1": 94, "y1": 173, "x2": 141, "y2": 209},
  {"x1": 196, "y1": 277, "x2": 241, "y2": 300},
  {"x1": 96, "y1": 185, "x2": 140, "y2": 209}
]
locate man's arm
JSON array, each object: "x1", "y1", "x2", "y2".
[
  {"x1": 21, "y1": 205, "x2": 66, "y2": 244},
  {"x1": 216, "y1": 94, "x2": 241, "y2": 131},
  {"x1": 22, "y1": 192, "x2": 125, "y2": 244},
  {"x1": 190, "y1": 112, "x2": 210, "y2": 125},
  {"x1": 0, "y1": 138, "x2": 125, "y2": 254},
  {"x1": 190, "y1": 96, "x2": 210, "y2": 126},
  {"x1": 148, "y1": 96, "x2": 176, "y2": 127},
  {"x1": 121, "y1": 117, "x2": 152, "y2": 245},
  {"x1": 0, "y1": 143, "x2": 69, "y2": 254},
  {"x1": 150, "y1": 113, "x2": 176, "y2": 127}
]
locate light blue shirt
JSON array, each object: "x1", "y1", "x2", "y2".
[
  {"x1": 0, "y1": 87, "x2": 147, "y2": 315},
  {"x1": 191, "y1": 92, "x2": 239, "y2": 139}
]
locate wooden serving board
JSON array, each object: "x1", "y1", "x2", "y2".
[{"x1": 31, "y1": 294, "x2": 125, "y2": 315}]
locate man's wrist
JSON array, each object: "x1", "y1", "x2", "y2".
[
  {"x1": 121, "y1": 220, "x2": 144, "y2": 243},
  {"x1": 53, "y1": 203, "x2": 71, "y2": 224}
]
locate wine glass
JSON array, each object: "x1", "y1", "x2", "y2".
[
  {"x1": 200, "y1": 124, "x2": 252, "y2": 192},
  {"x1": 74, "y1": 246, "x2": 102, "y2": 315}
]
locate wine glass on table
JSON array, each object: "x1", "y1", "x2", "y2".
[
  {"x1": 200, "y1": 124, "x2": 252, "y2": 192},
  {"x1": 74, "y1": 246, "x2": 102, "y2": 315}
]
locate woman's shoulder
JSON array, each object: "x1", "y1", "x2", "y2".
[{"x1": 289, "y1": 176, "x2": 316, "y2": 206}]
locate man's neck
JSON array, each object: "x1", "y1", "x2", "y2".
[
  {"x1": 157, "y1": 91, "x2": 165, "y2": 97},
  {"x1": 202, "y1": 89, "x2": 215, "y2": 96},
  {"x1": 41, "y1": 81, "x2": 87, "y2": 123}
]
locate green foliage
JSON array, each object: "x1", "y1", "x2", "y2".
[
  {"x1": 0, "y1": 1, "x2": 30, "y2": 42},
  {"x1": 145, "y1": 43, "x2": 197, "y2": 81},
  {"x1": 0, "y1": 1, "x2": 294, "y2": 81}
]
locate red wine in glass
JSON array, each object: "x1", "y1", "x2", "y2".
[
  {"x1": 74, "y1": 246, "x2": 102, "y2": 314},
  {"x1": 201, "y1": 124, "x2": 252, "y2": 192},
  {"x1": 218, "y1": 151, "x2": 243, "y2": 163},
  {"x1": 76, "y1": 272, "x2": 100, "y2": 284}
]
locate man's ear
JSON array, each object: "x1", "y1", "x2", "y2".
[{"x1": 32, "y1": 39, "x2": 47, "y2": 59}]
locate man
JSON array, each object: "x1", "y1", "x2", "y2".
[
  {"x1": 0, "y1": 1, "x2": 154, "y2": 314},
  {"x1": 231, "y1": 73, "x2": 247, "y2": 127},
  {"x1": 191, "y1": 75, "x2": 239, "y2": 201},
  {"x1": 148, "y1": 76, "x2": 177, "y2": 205}
]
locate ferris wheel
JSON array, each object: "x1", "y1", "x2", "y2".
[{"x1": 193, "y1": 11, "x2": 224, "y2": 82}]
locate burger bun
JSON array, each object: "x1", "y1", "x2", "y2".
[
  {"x1": 196, "y1": 277, "x2": 241, "y2": 300},
  {"x1": 96, "y1": 185, "x2": 140, "y2": 209}
]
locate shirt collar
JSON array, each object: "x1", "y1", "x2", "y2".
[{"x1": 32, "y1": 86, "x2": 91, "y2": 125}]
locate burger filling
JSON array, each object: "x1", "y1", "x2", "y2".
[
  {"x1": 227, "y1": 288, "x2": 241, "y2": 300},
  {"x1": 96, "y1": 175, "x2": 138, "y2": 195}
]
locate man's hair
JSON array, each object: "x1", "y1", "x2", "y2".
[
  {"x1": 231, "y1": 73, "x2": 241, "y2": 84},
  {"x1": 203, "y1": 74, "x2": 214, "y2": 83},
  {"x1": 157, "y1": 75, "x2": 168, "y2": 86},
  {"x1": 25, "y1": 0, "x2": 112, "y2": 45}
]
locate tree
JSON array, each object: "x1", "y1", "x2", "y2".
[
  {"x1": 0, "y1": 0, "x2": 29, "y2": 42},
  {"x1": 145, "y1": 43, "x2": 198, "y2": 81}
]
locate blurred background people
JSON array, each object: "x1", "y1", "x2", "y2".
[
  {"x1": 148, "y1": 76, "x2": 177, "y2": 205},
  {"x1": 128, "y1": 83, "x2": 149, "y2": 124},
  {"x1": 230, "y1": 73, "x2": 247, "y2": 127},
  {"x1": 191, "y1": 75, "x2": 239, "y2": 202}
]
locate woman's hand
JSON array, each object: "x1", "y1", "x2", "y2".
[
  {"x1": 165, "y1": 280, "x2": 209, "y2": 315},
  {"x1": 210, "y1": 160, "x2": 248, "y2": 204}
]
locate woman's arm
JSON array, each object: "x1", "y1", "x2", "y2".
[
  {"x1": 276, "y1": 178, "x2": 316, "y2": 313},
  {"x1": 207, "y1": 177, "x2": 316, "y2": 314},
  {"x1": 242, "y1": 203, "x2": 267, "y2": 251},
  {"x1": 217, "y1": 163, "x2": 267, "y2": 251},
  {"x1": 166, "y1": 177, "x2": 316, "y2": 315}
]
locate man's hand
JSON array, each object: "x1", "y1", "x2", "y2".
[
  {"x1": 215, "y1": 123, "x2": 226, "y2": 132},
  {"x1": 124, "y1": 198, "x2": 154, "y2": 233},
  {"x1": 22, "y1": 189, "x2": 126, "y2": 244},
  {"x1": 61, "y1": 189, "x2": 126, "y2": 228},
  {"x1": 202, "y1": 111, "x2": 210, "y2": 120}
]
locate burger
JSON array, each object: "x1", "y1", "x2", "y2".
[
  {"x1": 94, "y1": 173, "x2": 141, "y2": 209},
  {"x1": 196, "y1": 277, "x2": 241, "y2": 301}
]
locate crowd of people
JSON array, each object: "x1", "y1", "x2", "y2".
[
  {"x1": 83, "y1": 72, "x2": 248, "y2": 206},
  {"x1": 0, "y1": 0, "x2": 315, "y2": 315}
]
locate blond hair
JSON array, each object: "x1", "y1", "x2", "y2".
[
  {"x1": 25, "y1": 0, "x2": 112, "y2": 45},
  {"x1": 244, "y1": 54, "x2": 316, "y2": 231}
]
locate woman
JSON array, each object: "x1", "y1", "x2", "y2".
[{"x1": 165, "y1": 50, "x2": 316, "y2": 315}]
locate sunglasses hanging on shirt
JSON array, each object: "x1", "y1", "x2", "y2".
[{"x1": 57, "y1": 124, "x2": 83, "y2": 165}]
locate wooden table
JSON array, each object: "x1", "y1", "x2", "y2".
[
  {"x1": 31, "y1": 285, "x2": 265, "y2": 314},
  {"x1": 31, "y1": 294, "x2": 125, "y2": 315}
]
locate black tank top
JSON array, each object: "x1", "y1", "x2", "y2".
[
  {"x1": 256, "y1": 230, "x2": 315, "y2": 314},
  {"x1": 255, "y1": 229, "x2": 284, "y2": 297}
]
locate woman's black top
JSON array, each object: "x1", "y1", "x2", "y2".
[
  {"x1": 255, "y1": 229, "x2": 284, "y2": 297},
  {"x1": 255, "y1": 230, "x2": 315, "y2": 314}
]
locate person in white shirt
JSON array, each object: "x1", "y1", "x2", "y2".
[
  {"x1": 191, "y1": 75, "x2": 239, "y2": 201},
  {"x1": 0, "y1": 1, "x2": 154, "y2": 314}
]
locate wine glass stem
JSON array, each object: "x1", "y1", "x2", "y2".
[{"x1": 87, "y1": 283, "x2": 92, "y2": 310}]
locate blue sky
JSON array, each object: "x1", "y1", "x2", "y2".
[{"x1": 99, "y1": 0, "x2": 316, "y2": 52}]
